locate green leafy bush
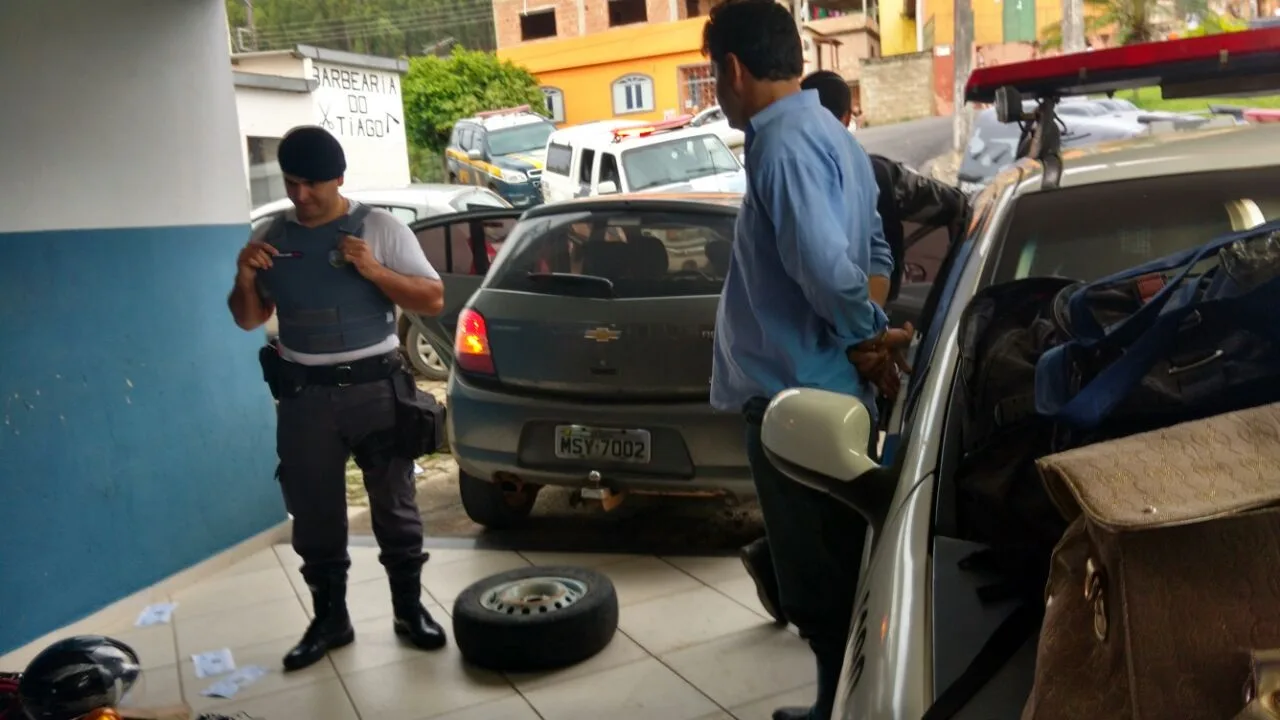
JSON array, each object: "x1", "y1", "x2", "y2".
[{"x1": 403, "y1": 47, "x2": 546, "y2": 153}]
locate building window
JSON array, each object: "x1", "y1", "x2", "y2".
[
  {"x1": 520, "y1": 9, "x2": 557, "y2": 41},
  {"x1": 678, "y1": 64, "x2": 717, "y2": 113},
  {"x1": 608, "y1": 0, "x2": 648, "y2": 27},
  {"x1": 246, "y1": 136, "x2": 284, "y2": 208},
  {"x1": 541, "y1": 87, "x2": 566, "y2": 123},
  {"x1": 611, "y1": 74, "x2": 655, "y2": 115}
]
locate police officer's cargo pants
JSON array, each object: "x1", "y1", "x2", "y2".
[{"x1": 277, "y1": 373, "x2": 426, "y2": 581}]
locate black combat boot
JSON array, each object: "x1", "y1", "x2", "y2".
[
  {"x1": 389, "y1": 574, "x2": 447, "y2": 650},
  {"x1": 283, "y1": 572, "x2": 355, "y2": 671}
]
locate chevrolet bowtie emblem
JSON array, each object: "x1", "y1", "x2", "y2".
[{"x1": 583, "y1": 327, "x2": 621, "y2": 343}]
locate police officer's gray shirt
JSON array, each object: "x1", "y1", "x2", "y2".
[{"x1": 252, "y1": 202, "x2": 440, "y2": 366}]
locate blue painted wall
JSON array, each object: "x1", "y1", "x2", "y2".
[{"x1": 0, "y1": 224, "x2": 285, "y2": 654}]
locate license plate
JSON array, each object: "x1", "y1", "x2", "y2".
[{"x1": 554, "y1": 425, "x2": 651, "y2": 464}]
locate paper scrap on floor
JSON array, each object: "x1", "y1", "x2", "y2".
[
  {"x1": 191, "y1": 648, "x2": 236, "y2": 679},
  {"x1": 135, "y1": 603, "x2": 178, "y2": 627},
  {"x1": 200, "y1": 665, "x2": 269, "y2": 699},
  {"x1": 413, "y1": 462, "x2": 424, "y2": 475}
]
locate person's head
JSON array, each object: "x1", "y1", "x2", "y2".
[
  {"x1": 277, "y1": 126, "x2": 347, "y2": 221},
  {"x1": 800, "y1": 70, "x2": 854, "y2": 128},
  {"x1": 701, "y1": 0, "x2": 804, "y2": 130}
]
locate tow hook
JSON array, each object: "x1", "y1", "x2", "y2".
[{"x1": 569, "y1": 470, "x2": 626, "y2": 511}]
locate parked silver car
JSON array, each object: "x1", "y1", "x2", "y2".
[
  {"x1": 401, "y1": 191, "x2": 959, "y2": 527},
  {"x1": 762, "y1": 119, "x2": 1280, "y2": 719},
  {"x1": 249, "y1": 184, "x2": 513, "y2": 380}
]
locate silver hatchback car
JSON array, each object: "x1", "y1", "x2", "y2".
[{"x1": 402, "y1": 191, "x2": 958, "y2": 528}]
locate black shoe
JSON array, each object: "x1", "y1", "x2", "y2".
[
  {"x1": 283, "y1": 573, "x2": 355, "y2": 672},
  {"x1": 771, "y1": 707, "x2": 813, "y2": 720},
  {"x1": 390, "y1": 575, "x2": 448, "y2": 650},
  {"x1": 741, "y1": 537, "x2": 788, "y2": 626}
]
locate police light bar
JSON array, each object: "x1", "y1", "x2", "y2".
[
  {"x1": 611, "y1": 115, "x2": 695, "y2": 141},
  {"x1": 965, "y1": 28, "x2": 1280, "y2": 104},
  {"x1": 475, "y1": 105, "x2": 532, "y2": 118}
]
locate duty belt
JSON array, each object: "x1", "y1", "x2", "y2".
[{"x1": 283, "y1": 351, "x2": 402, "y2": 388}]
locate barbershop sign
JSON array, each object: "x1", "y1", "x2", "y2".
[{"x1": 311, "y1": 63, "x2": 405, "y2": 141}]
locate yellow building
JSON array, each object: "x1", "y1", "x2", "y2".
[
  {"x1": 878, "y1": 0, "x2": 919, "y2": 56},
  {"x1": 497, "y1": 18, "x2": 717, "y2": 127},
  {"x1": 921, "y1": 0, "x2": 1063, "y2": 49}
]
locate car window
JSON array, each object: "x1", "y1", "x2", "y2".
[
  {"x1": 415, "y1": 217, "x2": 518, "y2": 276},
  {"x1": 458, "y1": 126, "x2": 475, "y2": 152},
  {"x1": 579, "y1": 149, "x2": 596, "y2": 186},
  {"x1": 453, "y1": 190, "x2": 510, "y2": 212},
  {"x1": 489, "y1": 208, "x2": 736, "y2": 298},
  {"x1": 487, "y1": 122, "x2": 556, "y2": 157},
  {"x1": 546, "y1": 142, "x2": 573, "y2": 176},
  {"x1": 250, "y1": 212, "x2": 279, "y2": 235},
  {"x1": 993, "y1": 166, "x2": 1280, "y2": 284},
  {"x1": 600, "y1": 153, "x2": 621, "y2": 189},
  {"x1": 621, "y1": 135, "x2": 739, "y2": 191},
  {"x1": 376, "y1": 205, "x2": 419, "y2": 224}
]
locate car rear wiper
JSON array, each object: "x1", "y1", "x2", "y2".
[{"x1": 526, "y1": 272, "x2": 615, "y2": 298}]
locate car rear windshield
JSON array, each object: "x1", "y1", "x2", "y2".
[
  {"x1": 488, "y1": 208, "x2": 736, "y2": 298},
  {"x1": 993, "y1": 166, "x2": 1280, "y2": 283},
  {"x1": 621, "y1": 135, "x2": 740, "y2": 191},
  {"x1": 487, "y1": 122, "x2": 555, "y2": 157}
]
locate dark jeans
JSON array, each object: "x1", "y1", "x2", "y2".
[
  {"x1": 744, "y1": 397, "x2": 869, "y2": 719},
  {"x1": 277, "y1": 374, "x2": 426, "y2": 581}
]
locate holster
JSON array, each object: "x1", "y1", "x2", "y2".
[
  {"x1": 390, "y1": 369, "x2": 447, "y2": 459},
  {"x1": 258, "y1": 343, "x2": 284, "y2": 400}
]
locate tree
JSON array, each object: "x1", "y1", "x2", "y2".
[
  {"x1": 402, "y1": 47, "x2": 547, "y2": 153},
  {"x1": 1039, "y1": 0, "x2": 1244, "y2": 49},
  {"x1": 224, "y1": 0, "x2": 498, "y2": 56}
]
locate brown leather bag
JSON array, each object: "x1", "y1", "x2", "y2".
[{"x1": 1022, "y1": 402, "x2": 1280, "y2": 720}]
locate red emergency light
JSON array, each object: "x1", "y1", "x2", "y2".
[
  {"x1": 611, "y1": 115, "x2": 695, "y2": 141},
  {"x1": 475, "y1": 104, "x2": 532, "y2": 118},
  {"x1": 965, "y1": 28, "x2": 1280, "y2": 104}
]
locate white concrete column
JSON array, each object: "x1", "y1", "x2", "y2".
[{"x1": 0, "y1": 0, "x2": 284, "y2": 655}]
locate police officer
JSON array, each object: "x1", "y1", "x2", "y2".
[
  {"x1": 228, "y1": 126, "x2": 447, "y2": 671},
  {"x1": 739, "y1": 71, "x2": 969, "y2": 630}
]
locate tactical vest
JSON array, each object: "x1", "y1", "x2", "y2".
[{"x1": 258, "y1": 203, "x2": 396, "y2": 355}]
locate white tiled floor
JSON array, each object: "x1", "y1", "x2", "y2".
[{"x1": 6, "y1": 545, "x2": 815, "y2": 720}]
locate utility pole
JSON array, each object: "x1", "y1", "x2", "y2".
[
  {"x1": 952, "y1": 0, "x2": 974, "y2": 153},
  {"x1": 1061, "y1": 0, "x2": 1085, "y2": 53}
]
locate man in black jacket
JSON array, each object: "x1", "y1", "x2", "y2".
[{"x1": 740, "y1": 70, "x2": 969, "y2": 629}]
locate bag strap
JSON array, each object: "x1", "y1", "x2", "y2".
[
  {"x1": 337, "y1": 202, "x2": 374, "y2": 237},
  {"x1": 921, "y1": 602, "x2": 1042, "y2": 720}
]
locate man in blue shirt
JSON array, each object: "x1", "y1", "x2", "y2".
[{"x1": 703, "y1": 2, "x2": 910, "y2": 718}]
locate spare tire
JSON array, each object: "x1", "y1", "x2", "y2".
[{"x1": 452, "y1": 566, "x2": 618, "y2": 672}]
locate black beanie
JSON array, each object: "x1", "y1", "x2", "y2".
[{"x1": 277, "y1": 126, "x2": 347, "y2": 182}]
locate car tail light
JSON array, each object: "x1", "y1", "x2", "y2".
[{"x1": 455, "y1": 308, "x2": 495, "y2": 376}]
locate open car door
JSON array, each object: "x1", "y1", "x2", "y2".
[
  {"x1": 884, "y1": 168, "x2": 972, "y2": 332},
  {"x1": 402, "y1": 209, "x2": 524, "y2": 375}
]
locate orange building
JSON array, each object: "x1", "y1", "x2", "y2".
[{"x1": 497, "y1": 18, "x2": 717, "y2": 127}]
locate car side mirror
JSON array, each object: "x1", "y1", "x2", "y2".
[
  {"x1": 761, "y1": 388, "x2": 897, "y2": 535},
  {"x1": 467, "y1": 148, "x2": 483, "y2": 161},
  {"x1": 597, "y1": 180, "x2": 619, "y2": 195},
  {"x1": 904, "y1": 262, "x2": 928, "y2": 283}
]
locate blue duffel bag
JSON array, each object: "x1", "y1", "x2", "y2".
[{"x1": 1034, "y1": 219, "x2": 1280, "y2": 440}]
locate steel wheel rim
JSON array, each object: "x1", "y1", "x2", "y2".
[
  {"x1": 480, "y1": 577, "x2": 588, "y2": 615},
  {"x1": 415, "y1": 334, "x2": 447, "y2": 372}
]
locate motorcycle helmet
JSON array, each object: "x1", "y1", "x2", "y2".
[{"x1": 17, "y1": 636, "x2": 140, "y2": 720}]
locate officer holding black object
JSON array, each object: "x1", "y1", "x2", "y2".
[{"x1": 229, "y1": 125, "x2": 448, "y2": 671}]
